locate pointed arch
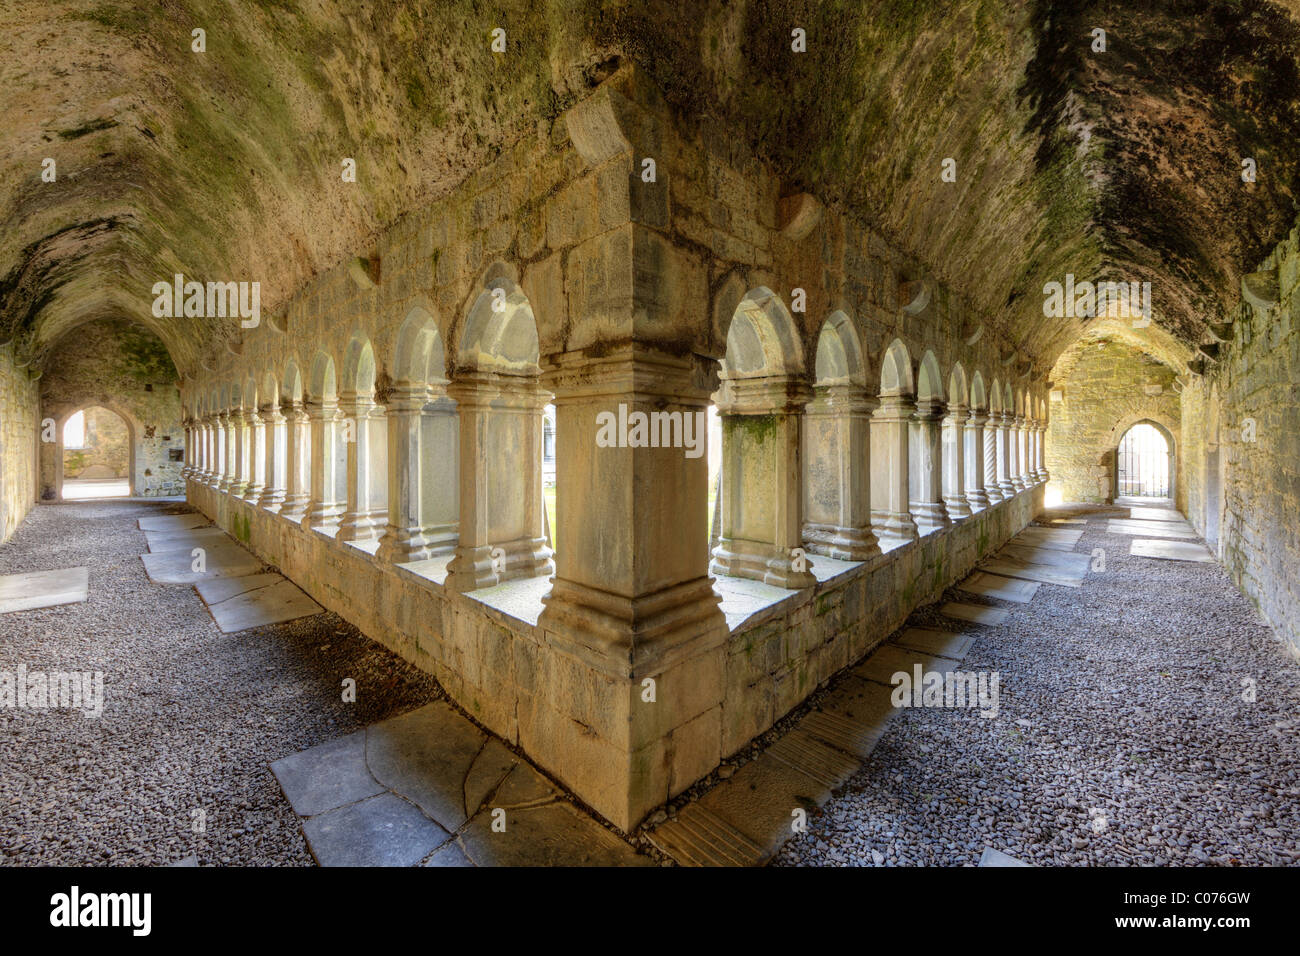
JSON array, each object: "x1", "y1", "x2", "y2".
[
  {"x1": 722, "y1": 287, "x2": 804, "y2": 378},
  {"x1": 969, "y1": 370, "x2": 987, "y2": 411},
  {"x1": 880, "y1": 338, "x2": 913, "y2": 396},
  {"x1": 813, "y1": 310, "x2": 865, "y2": 386},
  {"x1": 393, "y1": 305, "x2": 447, "y2": 386},
  {"x1": 458, "y1": 276, "x2": 540, "y2": 375}
]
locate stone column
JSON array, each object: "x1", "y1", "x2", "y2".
[
  {"x1": 538, "y1": 347, "x2": 726, "y2": 659},
  {"x1": 281, "y1": 402, "x2": 311, "y2": 520},
  {"x1": 942, "y1": 401, "x2": 972, "y2": 519},
  {"x1": 1012, "y1": 415, "x2": 1029, "y2": 491},
  {"x1": 964, "y1": 409, "x2": 990, "y2": 511},
  {"x1": 218, "y1": 411, "x2": 235, "y2": 493},
  {"x1": 801, "y1": 383, "x2": 881, "y2": 561},
  {"x1": 995, "y1": 411, "x2": 1016, "y2": 499},
  {"x1": 1036, "y1": 420, "x2": 1049, "y2": 482},
  {"x1": 244, "y1": 407, "x2": 266, "y2": 501},
  {"x1": 229, "y1": 409, "x2": 250, "y2": 497},
  {"x1": 336, "y1": 395, "x2": 388, "y2": 543},
  {"x1": 711, "y1": 376, "x2": 817, "y2": 589},
  {"x1": 444, "y1": 371, "x2": 553, "y2": 591},
  {"x1": 302, "y1": 399, "x2": 344, "y2": 534},
  {"x1": 870, "y1": 393, "x2": 919, "y2": 544},
  {"x1": 376, "y1": 383, "x2": 459, "y2": 563},
  {"x1": 258, "y1": 404, "x2": 286, "y2": 508},
  {"x1": 908, "y1": 395, "x2": 950, "y2": 533}
]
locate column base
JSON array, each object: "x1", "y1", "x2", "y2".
[
  {"x1": 444, "y1": 537, "x2": 554, "y2": 592},
  {"x1": 909, "y1": 500, "x2": 951, "y2": 533},
  {"x1": 337, "y1": 509, "x2": 388, "y2": 543},
  {"x1": 302, "y1": 503, "x2": 344, "y2": 534},
  {"x1": 871, "y1": 509, "x2": 919, "y2": 544},
  {"x1": 802, "y1": 523, "x2": 882, "y2": 562},
  {"x1": 375, "y1": 525, "x2": 457, "y2": 564},
  {"x1": 965, "y1": 489, "x2": 991, "y2": 512},
  {"x1": 279, "y1": 494, "x2": 309, "y2": 521},
  {"x1": 710, "y1": 537, "x2": 817, "y2": 589},
  {"x1": 998, "y1": 479, "x2": 1016, "y2": 498},
  {"x1": 539, "y1": 576, "x2": 727, "y2": 677},
  {"x1": 943, "y1": 495, "x2": 973, "y2": 520}
]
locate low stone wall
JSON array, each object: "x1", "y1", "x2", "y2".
[{"x1": 188, "y1": 475, "x2": 1042, "y2": 829}]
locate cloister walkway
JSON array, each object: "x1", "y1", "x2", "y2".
[{"x1": 2, "y1": 499, "x2": 1297, "y2": 865}]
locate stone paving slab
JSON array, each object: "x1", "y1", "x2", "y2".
[
  {"x1": 458, "y1": 800, "x2": 655, "y2": 867},
  {"x1": 145, "y1": 525, "x2": 230, "y2": 553},
  {"x1": 941, "y1": 602, "x2": 1010, "y2": 626},
  {"x1": 141, "y1": 541, "x2": 262, "y2": 587},
  {"x1": 893, "y1": 627, "x2": 975, "y2": 661},
  {"x1": 1130, "y1": 538, "x2": 1214, "y2": 562},
  {"x1": 1106, "y1": 520, "x2": 1196, "y2": 539},
  {"x1": 137, "y1": 513, "x2": 209, "y2": 532},
  {"x1": 959, "y1": 571, "x2": 1041, "y2": 603},
  {"x1": 141, "y1": 542, "x2": 263, "y2": 585},
  {"x1": 979, "y1": 846, "x2": 1031, "y2": 867},
  {"x1": 271, "y1": 730, "x2": 385, "y2": 817},
  {"x1": 0, "y1": 566, "x2": 89, "y2": 614},
  {"x1": 272, "y1": 701, "x2": 650, "y2": 866},
  {"x1": 980, "y1": 558, "x2": 1083, "y2": 588},
  {"x1": 797, "y1": 676, "x2": 898, "y2": 757},
  {"x1": 853, "y1": 643, "x2": 956, "y2": 686},
  {"x1": 1127, "y1": 507, "x2": 1184, "y2": 522},
  {"x1": 204, "y1": 578, "x2": 324, "y2": 633},
  {"x1": 195, "y1": 572, "x2": 285, "y2": 605},
  {"x1": 302, "y1": 792, "x2": 449, "y2": 867},
  {"x1": 999, "y1": 544, "x2": 1092, "y2": 573},
  {"x1": 1013, "y1": 527, "x2": 1083, "y2": 551},
  {"x1": 1049, "y1": 518, "x2": 1087, "y2": 525}
]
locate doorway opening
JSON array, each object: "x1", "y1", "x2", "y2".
[
  {"x1": 63, "y1": 407, "x2": 130, "y2": 499},
  {"x1": 1116, "y1": 422, "x2": 1170, "y2": 498}
]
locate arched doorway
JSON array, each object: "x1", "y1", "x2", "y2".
[
  {"x1": 1116, "y1": 421, "x2": 1171, "y2": 499},
  {"x1": 62, "y1": 407, "x2": 131, "y2": 499}
]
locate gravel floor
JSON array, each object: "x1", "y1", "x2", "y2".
[
  {"x1": 775, "y1": 504, "x2": 1300, "y2": 866},
  {"x1": 0, "y1": 499, "x2": 440, "y2": 865}
]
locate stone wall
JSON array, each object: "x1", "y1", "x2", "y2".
[
  {"x1": 1182, "y1": 221, "x2": 1300, "y2": 655},
  {"x1": 0, "y1": 343, "x2": 38, "y2": 542},
  {"x1": 1046, "y1": 337, "x2": 1182, "y2": 507},
  {"x1": 39, "y1": 320, "x2": 184, "y2": 498}
]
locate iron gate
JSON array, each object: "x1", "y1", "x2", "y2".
[{"x1": 1116, "y1": 423, "x2": 1169, "y2": 497}]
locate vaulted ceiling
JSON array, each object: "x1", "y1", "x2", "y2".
[{"x1": 3, "y1": 0, "x2": 1298, "y2": 382}]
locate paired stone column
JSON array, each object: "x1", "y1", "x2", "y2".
[
  {"x1": 964, "y1": 409, "x2": 990, "y2": 511},
  {"x1": 870, "y1": 393, "x2": 920, "y2": 544},
  {"x1": 443, "y1": 371, "x2": 553, "y2": 591},
  {"x1": 1035, "y1": 420, "x2": 1050, "y2": 482},
  {"x1": 942, "y1": 401, "x2": 972, "y2": 520},
  {"x1": 336, "y1": 395, "x2": 388, "y2": 543},
  {"x1": 302, "y1": 399, "x2": 345, "y2": 534},
  {"x1": 280, "y1": 401, "x2": 311, "y2": 520},
  {"x1": 376, "y1": 383, "x2": 459, "y2": 563},
  {"x1": 994, "y1": 411, "x2": 1016, "y2": 499},
  {"x1": 218, "y1": 411, "x2": 236, "y2": 493},
  {"x1": 801, "y1": 383, "x2": 881, "y2": 561},
  {"x1": 711, "y1": 376, "x2": 817, "y2": 589},
  {"x1": 244, "y1": 407, "x2": 266, "y2": 501},
  {"x1": 908, "y1": 395, "x2": 950, "y2": 534},
  {"x1": 257, "y1": 404, "x2": 286, "y2": 508},
  {"x1": 1012, "y1": 415, "x2": 1029, "y2": 491}
]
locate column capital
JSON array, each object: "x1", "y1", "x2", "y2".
[
  {"x1": 541, "y1": 346, "x2": 716, "y2": 406},
  {"x1": 715, "y1": 375, "x2": 813, "y2": 415}
]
